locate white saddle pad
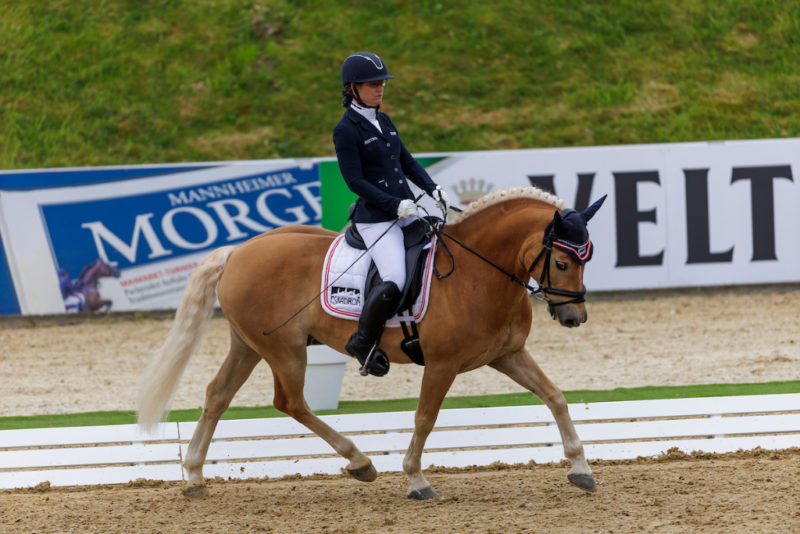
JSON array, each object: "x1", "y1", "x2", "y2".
[{"x1": 320, "y1": 233, "x2": 436, "y2": 327}]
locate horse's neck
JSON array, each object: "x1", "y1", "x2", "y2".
[
  {"x1": 81, "y1": 264, "x2": 99, "y2": 283},
  {"x1": 446, "y1": 200, "x2": 551, "y2": 274}
]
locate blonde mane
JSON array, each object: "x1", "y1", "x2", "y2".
[{"x1": 449, "y1": 186, "x2": 565, "y2": 224}]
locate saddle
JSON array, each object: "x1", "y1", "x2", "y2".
[{"x1": 343, "y1": 216, "x2": 441, "y2": 365}]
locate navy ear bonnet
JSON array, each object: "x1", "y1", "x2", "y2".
[{"x1": 544, "y1": 195, "x2": 607, "y2": 265}]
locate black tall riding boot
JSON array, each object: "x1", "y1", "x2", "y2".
[{"x1": 345, "y1": 280, "x2": 402, "y2": 377}]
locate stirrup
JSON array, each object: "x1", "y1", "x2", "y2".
[
  {"x1": 357, "y1": 343, "x2": 390, "y2": 377},
  {"x1": 358, "y1": 344, "x2": 379, "y2": 376}
]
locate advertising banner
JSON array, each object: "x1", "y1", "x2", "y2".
[
  {"x1": 0, "y1": 235, "x2": 19, "y2": 315},
  {"x1": 321, "y1": 138, "x2": 800, "y2": 292},
  {"x1": 1, "y1": 137, "x2": 798, "y2": 316},
  {"x1": 0, "y1": 160, "x2": 321, "y2": 315}
]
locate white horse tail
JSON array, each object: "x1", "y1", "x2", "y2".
[{"x1": 137, "y1": 245, "x2": 236, "y2": 432}]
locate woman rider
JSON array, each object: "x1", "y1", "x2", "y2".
[{"x1": 333, "y1": 51, "x2": 450, "y2": 377}]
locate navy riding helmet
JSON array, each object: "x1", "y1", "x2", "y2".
[{"x1": 341, "y1": 52, "x2": 394, "y2": 86}]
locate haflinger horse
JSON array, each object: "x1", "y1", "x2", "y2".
[{"x1": 137, "y1": 186, "x2": 606, "y2": 500}]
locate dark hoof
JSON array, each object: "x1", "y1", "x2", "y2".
[
  {"x1": 347, "y1": 463, "x2": 378, "y2": 482},
  {"x1": 568, "y1": 472, "x2": 596, "y2": 492},
  {"x1": 406, "y1": 486, "x2": 440, "y2": 500},
  {"x1": 182, "y1": 485, "x2": 209, "y2": 498}
]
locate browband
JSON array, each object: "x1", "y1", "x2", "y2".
[{"x1": 552, "y1": 239, "x2": 593, "y2": 264}]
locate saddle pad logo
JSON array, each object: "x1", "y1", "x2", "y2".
[
  {"x1": 320, "y1": 234, "x2": 436, "y2": 326},
  {"x1": 330, "y1": 286, "x2": 361, "y2": 306}
]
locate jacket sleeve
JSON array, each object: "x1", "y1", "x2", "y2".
[
  {"x1": 399, "y1": 141, "x2": 437, "y2": 195},
  {"x1": 333, "y1": 123, "x2": 402, "y2": 216}
]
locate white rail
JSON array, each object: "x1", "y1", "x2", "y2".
[{"x1": 1, "y1": 393, "x2": 798, "y2": 489}]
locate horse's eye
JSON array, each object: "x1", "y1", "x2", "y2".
[{"x1": 555, "y1": 260, "x2": 568, "y2": 271}]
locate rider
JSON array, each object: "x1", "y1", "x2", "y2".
[
  {"x1": 58, "y1": 268, "x2": 85, "y2": 313},
  {"x1": 333, "y1": 51, "x2": 450, "y2": 377}
]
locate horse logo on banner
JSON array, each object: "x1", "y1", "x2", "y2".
[{"x1": 58, "y1": 259, "x2": 120, "y2": 313}]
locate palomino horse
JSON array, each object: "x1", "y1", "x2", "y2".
[
  {"x1": 78, "y1": 259, "x2": 120, "y2": 312},
  {"x1": 138, "y1": 186, "x2": 605, "y2": 499}
]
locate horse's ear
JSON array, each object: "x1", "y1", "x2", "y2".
[
  {"x1": 552, "y1": 209, "x2": 567, "y2": 234},
  {"x1": 581, "y1": 194, "x2": 607, "y2": 223}
]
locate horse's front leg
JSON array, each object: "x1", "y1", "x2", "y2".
[
  {"x1": 490, "y1": 348, "x2": 596, "y2": 491},
  {"x1": 403, "y1": 363, "x2": 457, "y2": 500}
]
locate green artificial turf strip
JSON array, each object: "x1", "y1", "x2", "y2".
[{"x1": 1, "y1": 380, "x2": 797, "y2": 431}]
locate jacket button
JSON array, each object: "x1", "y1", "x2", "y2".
[
  {"x1": 390, "y1": 155, "x2": 395, "y2": 160},
  {"x1": 386, "y1": 143, "x2": 390, "y2": 147},
  {"x1": 398, "y1": 179, "x2": 403, "y2": 184}
]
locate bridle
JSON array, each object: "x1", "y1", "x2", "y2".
[
  {"x1": 432, "y1": 221, "x2": 588, "y2": 307},
  {"x1": 523, "y1": 234, "x2": 588, "y2": 306}
]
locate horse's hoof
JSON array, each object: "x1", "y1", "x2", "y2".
[
  {"x1": 406, "y1": 486, "x2": 440, "y2": 500},
  {"x1": 182, "y1": 485, "x2": 209, "y2": 498},
  {"x1": 568, "y1": 473, "x2": 596, "y2": 492},
  {"x1": 347, "y1": 463, "x2": 378, "y2": 482}
]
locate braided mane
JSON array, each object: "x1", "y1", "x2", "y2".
[{"x1": 449, "y1": 186, "x2": 565, "y2": 224}]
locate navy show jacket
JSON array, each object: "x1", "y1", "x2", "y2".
[{"x1": 333, "y1": 106, "x2": 437, "y2": 223}]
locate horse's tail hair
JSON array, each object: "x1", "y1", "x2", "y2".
[{"x1": 136, "y1": 245, "x2": 236, "y2": 432}]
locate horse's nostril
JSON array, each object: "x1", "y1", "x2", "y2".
[{"x1": 561, "y1": 317, "x2": 580, "y2": 328}]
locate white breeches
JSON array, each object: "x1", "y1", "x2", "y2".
[{"x1": 355, "y1": 217, "x2": 417, "y2": 291}]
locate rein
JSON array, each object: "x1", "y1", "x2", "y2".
[{"x1": 429, "y1": 208, "x2": 586, "y2": 307}]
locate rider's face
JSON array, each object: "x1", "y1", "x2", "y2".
[{"x1": 355, "y1": 80, "x2": 385, "y2": 107}]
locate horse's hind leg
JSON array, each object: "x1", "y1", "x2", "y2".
[
  {"x1": 490, "y1": 348, "x2": 596, "y2": 492},
  {"x1": 270, "y1": 347, "x2": 376, "y2": 481},
  {"x1": 183, "y1": 328, "x2": 261, "y2": 496}
]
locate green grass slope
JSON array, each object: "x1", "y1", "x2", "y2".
[{"x1": 2, "y1": 1, "x2": 800, "y2": 169}]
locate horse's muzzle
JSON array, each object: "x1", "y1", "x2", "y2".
[{"x1": 549, "y1": 303, "x2": 587, "y2": 328}]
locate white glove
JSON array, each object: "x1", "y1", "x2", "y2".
[
  {"x1": 397, "y1": 199, "x2": 418, "y2": 218},
  {"x1": 432, "y1": 186, "x2": 451, "y2": 212}
]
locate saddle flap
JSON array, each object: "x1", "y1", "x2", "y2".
[
  {"x1": 362, "y1": 217, "x2": 439, "y2": 312},
  {"x1": 365, "y1": 238, "x2": 431, "y2": 313}
]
